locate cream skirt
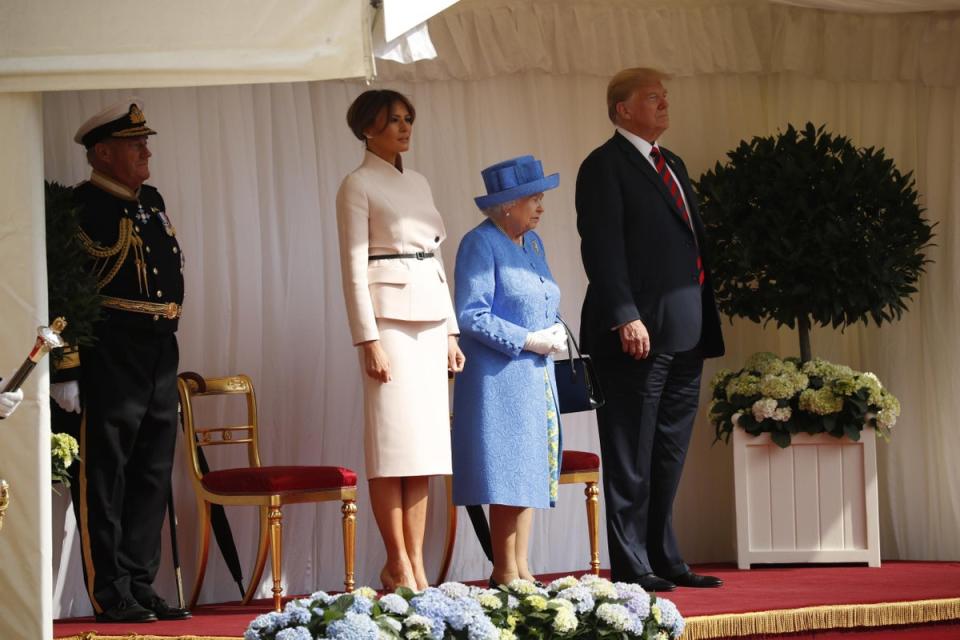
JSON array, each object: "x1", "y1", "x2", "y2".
[{"x1": 360, "y1": 318, "x2": 452, "y2": 478}]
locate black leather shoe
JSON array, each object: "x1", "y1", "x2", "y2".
[
  {"x1": 637, "y1": 573, "x2": 676, "y2": 592},
  {"x1": 140, "y1": 596, "x2": 192, "y2": 620},
  {"x1": 94, "y1": 599, "x2": 158, "y2": 623},
  {"x1": 668, "y1": 571, "x2": 723, "y2": 588},
  {"x1": 488, "y1": 576, "x2": 501, "y2": 589}
]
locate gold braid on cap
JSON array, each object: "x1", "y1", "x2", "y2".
[{"x1": 77, "y1": 218, "x2": 141, "y2": 291}]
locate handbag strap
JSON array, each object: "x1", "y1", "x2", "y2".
[{"x1": 556, "y1": 316, "x2": 584, "y2": 361}]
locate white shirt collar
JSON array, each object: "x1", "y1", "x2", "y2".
[
  {"x1": 89, "y1": 170, "x2": 140, "y2": 201},
  {"x1": 616, "y1": 127, "x2": 659, "y2": 159}
]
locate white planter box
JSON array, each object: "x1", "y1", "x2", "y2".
[{"x1": 733, "y1": 429, "x2": 881, "y2": 569}]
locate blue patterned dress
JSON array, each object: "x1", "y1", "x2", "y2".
[{"x1": 451, "y1": 219, "x2": 562, "y2": 509}]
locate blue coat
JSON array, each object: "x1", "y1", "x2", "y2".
[{"x1": 451, "y1": 219, "x2": 562, "y2": 508}]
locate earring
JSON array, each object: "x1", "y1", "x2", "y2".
[{"x1": 505, "y1": 212, "x2": 511, "y2": 217}]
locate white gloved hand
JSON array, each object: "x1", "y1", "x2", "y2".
[
  {"x1": 0, "y1": 388, "x2": 24, "y2": 419},
  {"x1": 50, "y1": 381, "x2": 81, "y2": 414},
  {"x1": 524, "y1": 323, "x2": 567, "y2": 356}
]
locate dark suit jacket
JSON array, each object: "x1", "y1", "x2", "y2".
[{"x1": 576, "y1": 131, "x2": 724, "y2": 362}]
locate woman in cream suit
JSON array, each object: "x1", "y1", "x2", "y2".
[{"x1": 336, "y1": 89, "x2": 465, "y2": 591}]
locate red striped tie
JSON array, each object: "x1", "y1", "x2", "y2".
[{"x1": 650, "y1": 146, "x2": 704, "y2": 286}]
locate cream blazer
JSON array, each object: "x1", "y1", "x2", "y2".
[{"x1": 336, "y1": 151, "x2": 459, "y2": 345}]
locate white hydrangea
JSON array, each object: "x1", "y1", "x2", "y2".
[
  {"x1": 552, "y1": 605, "x2": 579, "y2": 634},
  {"x1": 751, "y1": 397, "x2": 778, "y2": 421}
]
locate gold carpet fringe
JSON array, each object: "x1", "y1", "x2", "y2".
[{"x1": 682, "y1": 597, "x2": 960, "y2": 639}]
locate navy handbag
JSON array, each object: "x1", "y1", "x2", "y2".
[{"x1": 553, "y1": 318, "x2": 605, "y2": 414}]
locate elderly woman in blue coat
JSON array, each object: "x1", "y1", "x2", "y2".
[{"x1": 452, "y1": 155, "x2": 568, "y2": 586}]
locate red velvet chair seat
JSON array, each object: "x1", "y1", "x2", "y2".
[
  {"x1": 561, "y1": 450, "x2": 600, "y2": 473},
  {"x1": 202, "y1": 465, "x2": 358, "y2": 495}
]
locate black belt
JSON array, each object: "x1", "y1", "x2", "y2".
[{"x1": 368, "y1": 252, "x2": 434, "y2": 261}]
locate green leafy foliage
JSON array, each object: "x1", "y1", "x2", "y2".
[
  {"x1": 696, "y1": 123, "x2": 933, "y2": 334},
  {"x1": 45, "y1": 181, "x2": 101, "y2": 361}
]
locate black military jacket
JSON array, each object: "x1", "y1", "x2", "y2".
[{"x1": 73, "y1": 176, "x2": 185, "y2": 334}]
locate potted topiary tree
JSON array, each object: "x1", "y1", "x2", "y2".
[{"x1": 695, "y1": 123, "x2": 933, "y2": 568}]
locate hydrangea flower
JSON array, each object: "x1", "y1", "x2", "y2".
[
  {"x1": 624, "y1": 594, "x2": 650, "y2": 621},
  {"x1": 799, "y1": 387, "x2": 844, "y2": 415},
  {"x1": 552, "y1": 605, "x2": 578, "y2": 633},
  {"x1": 475, "y1": 593, "x2": 502, "y2": 610},
  {"x1": 439, "y1": 582, "x2": 471, "y2": 598},
  {"x1": 656, "y1": 598, "x2": 684, "y2": 637},
  {"x1": 587, "y1": 578, "x2": 618, "y2": 599},
  {"x1": 557, "y1": 585, "x2": 595, "y2": 614},
  {"x1": 326, "y1": 611, "x2": 380, "y2": 639},
  {"x1": 348, "y1": 594, "x2": 374, "y2": 615},
  {"x1": 751, "y1": 397, "x2": 777, "y2": 421},
  {"x1": 548, "y1": 576, "x2": 579, "y2": 591},
  {"x1": 524, "y1": 595, "x2": 547, "y2": 611},
  {"x1": 505, "y1": 579, "x2": 539, "y2": 595},
  {"x1": 275, "y1": 627, "x2": 312, "y2": 640},
  {"x1": 379, "y1": 593, "x2": 410, "y2": 615},
  {"x1": 726, "y1": 373, "x2": 761, "y2": 400},
  {"x1": 596, "y1": 603, "x2": 634, "y2": 632}
]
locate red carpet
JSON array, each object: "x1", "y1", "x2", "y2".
[{"x1": 54, "y1": 561, "x2": 960, "y2": 639}]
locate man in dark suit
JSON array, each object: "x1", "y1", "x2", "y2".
[
  {"x1": 50, "y1": 99, "x2": 191, "y2": 622},
  {"x1": 575, "y1": 67, "x2": 725, "y2": 591}
]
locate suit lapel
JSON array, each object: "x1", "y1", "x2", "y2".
[{"x1": 612, "y1": 133, "x2": 694, "y2": 236}]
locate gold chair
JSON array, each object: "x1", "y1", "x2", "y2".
[
  {"x1": 177, "y1": 373, "x2": 358, "y2": 612},
  {"x1": 559, "y1": 450, "x2": 601, "y2": 576}
]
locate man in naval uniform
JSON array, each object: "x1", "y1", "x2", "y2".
[{"x1": 50, "y1": 99, "x2": 190, "y2": 623}]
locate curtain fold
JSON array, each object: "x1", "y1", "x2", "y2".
[
  {"x1": 377, "y1": 1, "x2": 960, "y2": 87},
  {"x1": 40, "y1": 0, "x2": 960, "y2": 619}
]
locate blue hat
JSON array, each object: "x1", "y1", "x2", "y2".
[{"x1": 474, "y1": 155, "x2": 559, "y2": 210}]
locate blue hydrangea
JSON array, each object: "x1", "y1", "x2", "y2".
[
  {"x1": 410, "y1": 588, "x2": 455, "y2": 640},
  {"x1": 275, "y1": 627, "x2": 312, "y2": 640},
  {"x1": 624, "y1": 593, "x2": 651, "y2": 621},
  {"x1": 557, "y1": 585, "x2": 595, "y2": 614},
  {"x1": 245, "y1": 611, "x2": 284, "y2": 638},
  {"x1": 379, "y1": 593, "x2": 410, "y2": 615},
  {"x1": 285, "y1": 606, "x2": 312, "y2": 626},
  {"x1": 348, "y1": 594, "x2": 374, "y2": 615},
  {"x1": 309, "y1": 590, "x2": 334, "y2": 606},
  {"x1": 656, "y1": 598, "x2": 685, "y2": 638},
  {"x1": 466, "y1": 613, "x2": 499, "y2": 640},
  {"x1": 326, "y1": 611, "x2": 380, "y2": 640},
  {"x1": 444, "y1": 597, "x2": 485, "y2": 631},
  {"x1": 439, "y1": 582, "x2": 471, "y2": 598}
]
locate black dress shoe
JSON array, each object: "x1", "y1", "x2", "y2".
[
  {"x1": 488, "y1": 576, "x2": 501, "y2": 589},
  {"x1": 94, "y1": 599, "x2": 158, "y2": 623},
  {"x1": 140, "y1": 596, "x2": 192, "y2": 620},
  {"x1": 668, "y1": 571, "x2": 723, "y2": 588},
  {"x1": 636, "y1": 573, "x2": 676, "y2": 592}
]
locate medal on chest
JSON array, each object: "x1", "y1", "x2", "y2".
[{"x1": 153, "y1": 207, "x2": 177, "y2": 237}]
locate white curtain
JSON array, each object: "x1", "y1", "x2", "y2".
[{"x1": 42, "y1": 0, "x2": 960, "y2": 617}]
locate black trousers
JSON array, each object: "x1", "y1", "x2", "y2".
[
  {"x1": 56, "y1": 330, "x2": 179, "y2": 612},
  {"x1": 593, "y1": 349, "x2": 703, "y2": 582}
]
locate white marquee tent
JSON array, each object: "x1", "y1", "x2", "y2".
[{"x1": 2, "y1": 0, "x2": 959, "y2": 637}]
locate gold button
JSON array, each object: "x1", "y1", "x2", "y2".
[
  {"x1": 135, "y1": 226, "x2": 140, "y2": 233},
  {"x1": 153, "y1": 267, "x2": 159, "y2": 275},
  {"x1": 157, "y1": 290, "x2": 163, "y2": 298},
  {"x1": 152, "y1": 314, "x2": 159, "y2": 321},
  {"x1": 173, "y1": 247, "x2": 178, "y2": 254},
  {"x1": 145, "y1": 246, "x2": 151, "y2": 253}
]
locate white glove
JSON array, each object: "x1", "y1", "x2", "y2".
[
  {"x1": 524, "y1": 323, "x2": 567, "y2": 356},
  {"x1": 51, "y1": 381, "x2": 81, "y2": 414},
  {"x1": 0, "y1": 388, "x2": 24, "y2": 419}
]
